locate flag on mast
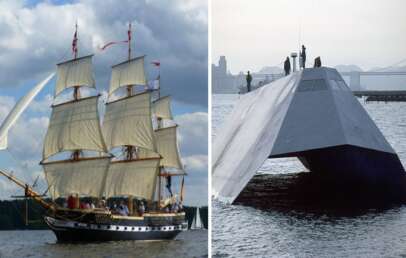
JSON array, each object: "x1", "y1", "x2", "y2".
[
  {"x1": 151, "y1": 61, "x2": 160, "y2": 67},
  {"x1": 147, "y1": 60, "x2": 160, "y2": 90},
  {"x1": 98, "y1": 22, "x2": 133, "y2": 51},
  {"x1": 72, "y1": 22, "x2": 78, "y2": 56},
  {"x1": 128, "y1": 23, "x2": 132, "y2": 42}
]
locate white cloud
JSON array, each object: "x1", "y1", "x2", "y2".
[
  {"x1": 9, "y1": 115, "x2": 49, "y2": 158},
  {"x1": 183, "y1": 154, "x2": 207, "y2": 173},
  {"x1": 0, "y1": 95, "x2": 15, "y2": 122},
  {"x1": 0, "y1": 0, "x2": 208, "y2": 106},
  {"x1": 175, "y1": 112, "x2": 208, "y2": 156},
  {"x1": 29, "y1": 94, "x2": 52, "y2": 113}
]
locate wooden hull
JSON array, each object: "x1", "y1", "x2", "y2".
[{"x1": 44, "y1": 210, "x2": 187, "y2": 242}]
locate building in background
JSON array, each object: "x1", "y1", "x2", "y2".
[{"x1": 212, "y1": 56, "x2": 244, "y2": 94}]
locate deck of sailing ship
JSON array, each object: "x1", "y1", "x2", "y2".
[{"x1": 0, "y1": 23, "x2": 188, "y2": 242}]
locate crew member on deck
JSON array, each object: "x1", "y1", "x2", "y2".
[
  {"x1": 284, "y1": 57, "x2": 291, "y2": 76},
  {"x1": 67, "y1": 195, "x2": 75, "y2": 209},
  {"x1": 139, "y1": 201, "x2": 145, "y2": 216},
  {"x1": 314, "y1": 56, "x2": 322, "y2": 67},
  {"x1": 301, "y1": 45, "x2": 307, "y2": 69},
  {"x1": 118, "y1": 201, "x2": 129, "y2": 216},
  {"x1": 246, "y1": 71, "x2": 252, "y2": 92}
]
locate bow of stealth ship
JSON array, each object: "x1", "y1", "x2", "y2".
[{"x1": 212, "y1": 67, "x2": 406, "y2": 203}]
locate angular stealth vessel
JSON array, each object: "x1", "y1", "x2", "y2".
[{"x1": 213, "y1": 67, "x2": 405, "y2": 203}]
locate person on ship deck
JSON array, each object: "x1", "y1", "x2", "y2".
[
  {"x1": 284, "y1": 57, "x2": 291, "y2": 76},
  {"x1": 67, "y1": 195, "x2": 75, "y2": 209},
  {"x1": 138, "y1": 201, "x2": 145, "y2": 216},
  {"x1": 118, "y1": 201, "x2": 129, "y2": 216}
]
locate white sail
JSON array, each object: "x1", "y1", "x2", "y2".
[
  {"x1": 55, "y1": 55, "x2": 95, "y2": 96},
  {"x1": 43, "y1": 157, "x2": 110, "y2": 199},
  {"x1": 153, "y1": 96, "x2": 172, "y2": 120},
  {"x1": 155, "y1": 126, "x2": 183, "y2": 169},
  {"x1": 43, "y1": 96, "x2": 107, "y2": 159},
  {"x1": 137, "y1": 147, "x2": 160, "y2": 159},
  {"x1": 191, "y1": 207, "x2": 203, "y2": 229},
  {"x1": 103, "y1": 92, "x2": 155, "y2": 151},
  {"x1": 0, "y1": 73, "x2": 55, "y2": 150},
  {"x1": 103, "y1": 158, "x2": 160, "y2": 200},
  {"x1": 109, "y1": 56, "x2": 147, "y2": 95}
]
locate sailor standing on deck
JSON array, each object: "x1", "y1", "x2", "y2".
[
  {"x1": 301, "y1": 45, "x2": 307, "y2": 69},
  {"x1": 284, "y1": 57, "x2": 291, "y2": 76},
  {"x1": 246, "y1": 71, "x2": 252, "y2": 92},
  {"x1": 314, "y1": 56, "x2": 322, "y2": 67}
]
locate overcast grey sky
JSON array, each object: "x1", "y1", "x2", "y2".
[{"x1": 212, "y1": 0, "x2": 406, "y2": 74}]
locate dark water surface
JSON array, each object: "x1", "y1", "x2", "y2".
[
  {"x1": 0, "y1": 230, "x2": 207, "y2": 258},
  {"x1": 212, "y1": 94, "x2": 406, "y2": 258}
]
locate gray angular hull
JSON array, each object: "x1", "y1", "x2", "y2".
[{"x1": 272, "y1": 144, "x2": 405, "y2": 185}]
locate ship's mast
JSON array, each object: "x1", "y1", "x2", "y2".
[
  {"x1": 158, "y1": 63, "x2": 162, "y2": 207},
  {"x1": 72, "y1": 21, "x2": 81, "y2": 161},
  {"x1": 73, "y1": 22, "x2": 80, "y2": 101},
  {"x1": 126, "y1": 22, "x2": 132, "y2": 97},
  {"x1": 125, "y1": 22, "x2": 135, "y2": 160}
]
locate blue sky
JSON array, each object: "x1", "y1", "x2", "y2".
[{"x1": 0, "y1": 0, "x2": 208, "y2": 205}]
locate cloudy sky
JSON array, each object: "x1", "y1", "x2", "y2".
[
  {"x1": 0, "y1": 0, "x2": 208, "y2": 205},
  {"x1": 212, "y1": 0, "x2": 406, "y2": 74}
]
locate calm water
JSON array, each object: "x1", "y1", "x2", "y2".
[
  {"x1": 0, "y1": 230, "x2": 207, "y2": 258},
  {"x1": 212, "y1": 94, "x2": 406, "y2": 258}
]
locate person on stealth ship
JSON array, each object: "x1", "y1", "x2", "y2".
[
  {"x1": 301, "y1": 45, "x2": 307, "y2": 69},
  {"x1": 314, "y1": 56, "x2": 322, "y2": 67},
  {"x1": 284, "y1": 57, "x2": 291, "y2": 76},
  {"x1": 246, "y1": 71, "x2": 252, "y2": 92}
]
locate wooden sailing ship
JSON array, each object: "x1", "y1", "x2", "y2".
[{"x1": 0, "y1": 23, "x2": 187, "y2": 242}]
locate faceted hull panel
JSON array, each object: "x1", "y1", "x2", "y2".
[{"x1": 271, "y1": 145, "x2": 405, "y2": 184}]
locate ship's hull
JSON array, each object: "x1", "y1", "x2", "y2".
[
  {"x1": 271, "y1": 145, "x2": 405, "y2": 185},
  {"x1": 44, "y1": 210, "x2": 187, "y2": 242}
]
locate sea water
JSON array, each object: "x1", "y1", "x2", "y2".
[
  {"x1": 212, "y1": 94, "x2": 406, "y2": 258},
  {"x1": 0, "y1": 230, "x2": 207, "y2": 258}
]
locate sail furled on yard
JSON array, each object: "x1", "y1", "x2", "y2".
[
  {"x1": 109, "y1": 56, "x2": 147, "y2": 95},
  {"x1": 55, "y1": 55, "x2": 95, "y2": 96},
  {"x1": 103, "y1": 159, "x2": 160, "y2": 199},
  {"x1": 43, "y1": 96, "x2": 107, "y2": 159},
  {"x1": 153, "y1": 96, "x2": 173, "y2": 120},
  {"x1": 43, "y1": 157, "x2": 110, "y2": 199},
  {"x1": 103, "y1": 92, "x2": 155, "y2": 151},
  {"x1": 155, "y1": 126, "x2": 183, "y2": 169},
  {"x1": 0, "y1": 73, "x2": 55, "y2": 150}
]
